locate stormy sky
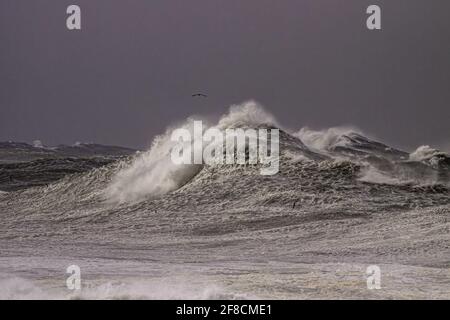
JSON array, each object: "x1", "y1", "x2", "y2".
[{"x1": 1, "y1": 0, "x2": 449, "y2": 151}]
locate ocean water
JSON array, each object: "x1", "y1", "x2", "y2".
[{"x1": 0, "y1": 102, "x2": 449, "y2": 299}]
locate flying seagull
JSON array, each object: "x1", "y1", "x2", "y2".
[{"x1": 192, "y1": 93, "x2": 207, "y2": 98}]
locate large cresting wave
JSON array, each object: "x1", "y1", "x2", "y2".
[
  {"x1": 105, "y1": 101, "x2": 278, "y2": 203},
  {"x1": 105, "y1": 101, "x2": 449, "y2": 203}
]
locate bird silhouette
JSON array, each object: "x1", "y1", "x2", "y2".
[{"x1": 192, "y1": 93, "x2": 207, "y2": 98}]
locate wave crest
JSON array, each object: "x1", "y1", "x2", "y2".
[{"x1": 106, "y1": 101, "x2": 278, "y2": 203}]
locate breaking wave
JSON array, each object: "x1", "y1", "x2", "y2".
[
  {"x1": 105, "y1": 120, "x2": 203, "y2": 203},
  {"x1": 104, "y1": 101, "x2": 449, "y2": 203},
  {"x1": 293, "y1": 126, "x2": 364, "y2": 151},
  {"x1": 106, "y1": 101, "x2": 278, "y2": 203},
  {"x1": 1, "y1": 100, "x2": 449, "y2": 300}
]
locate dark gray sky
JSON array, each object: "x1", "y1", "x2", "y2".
[{"x1": 1, "y1": 0, "x2": 449, "y2": 151}]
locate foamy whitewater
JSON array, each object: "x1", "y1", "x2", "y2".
[{"x1": 0, "y1": 101, "x2": 449, "y2": 299}]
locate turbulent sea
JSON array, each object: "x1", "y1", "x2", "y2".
[{"x1": 0, "y1": 102, "x2": 449, "y2": 299}]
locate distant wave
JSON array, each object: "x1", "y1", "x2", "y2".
[{"x1": 410, "y1": 145, "x2": 449, "y2": 164}]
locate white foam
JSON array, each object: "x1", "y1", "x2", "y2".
[
  {"x1": 293, "y1": 126, "x2": 363, "y2": 151},
  {"x1": 71, "y1": 280, "x2": 251, "y2": 300},
  {"x1": 216, "y1": 100, "x2": 278, "y2": 129},
  {"x1": 0, "y1": 277, "x2": 54, "y2": 300},
  {"x1": 32, "y1": 140, "x2": 44, "y2": 148},
  {"x1": 358, "y1": 166, "x2": 406, "y2": 185},
  {"x1": 105, "y1": 120, "x2": 203, "y2": 203},
  {"x1": 0, "y1": 275, "x2": 253, "y2": 300},
  {"x1": 106, "y1": 101, "x2": 279, "y2": 203},
  {"x1": 409, "y1": 145, "x2": 445, "y2": 162}
]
